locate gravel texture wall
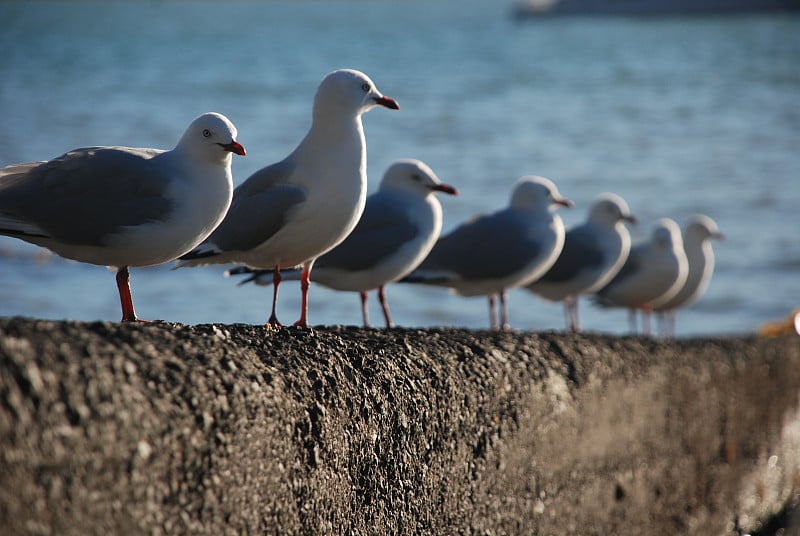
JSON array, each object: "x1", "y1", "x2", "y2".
[{"x1": 1, "y1": 318, "x2": 798, "y2": 535}]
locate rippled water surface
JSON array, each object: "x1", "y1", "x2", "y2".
[{"x1": 1, "y1": 1, "x2": 798, "y2": 335}]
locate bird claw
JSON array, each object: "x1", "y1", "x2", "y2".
[{"x1": 264, "y1": 319, "x2": 282, "y2": 330}]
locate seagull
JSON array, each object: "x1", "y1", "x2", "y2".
[
  {"x1": 0, "y1": 112, "x2": 244, "y2": 322},
  {"x1": 403, "y1": 176, "x2": 571, "y2": 330},
  {"x1": 655, "y1": 214, "x2": 724, "y2": 336},
  {"x1": 594, "y1": 217, "x2": 689, "y2": 335},
  {"x1": 227, "y1": 159, "x2": 458, "y2": 328},
  {"x1": 178, "y1": 69, "x2": 399, "y2": 327},
  {"x1": 527, "y1": 193, "x2": 636, "y2": 331}
]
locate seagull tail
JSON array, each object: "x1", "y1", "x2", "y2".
[
  {"x1": 398, "y1": 270, "x2": 454, "y2": 285},
  {"x1": 173, "y1": 244, "x2": 225, "y2": 269},
  {"x1": 225, "y1": 266, "x2": 303, "y2": 286},
  {"x1": 0, "y1": 214, "x2": 50, "y2": 240},
  {"x1": 590, "y1": 293, "x2": 617, "y2": 309}
]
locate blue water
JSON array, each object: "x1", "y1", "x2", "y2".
[{"x1": 1, "y1": 0, "x2": 799, "y2": 336}]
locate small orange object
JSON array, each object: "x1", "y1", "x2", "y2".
[{"x1": 758, "y1": 308, "x2": 800, "y2": 337}]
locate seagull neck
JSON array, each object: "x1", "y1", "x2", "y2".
[
  {"x1": 685, "y1": 236, "x2": 711, "y2": 260},
  {"x1": 297, "y1": 115, "x2": 365, "y2": 163},
  {"x1": 513, "y1": 203, "x2": 550, "y2": 215},
  {"x1": 170, "y1": 143, "x2": 230, "y2": 168},
  {"x1": 308, "y1": 111, "x2": 364, "y2": 140}
]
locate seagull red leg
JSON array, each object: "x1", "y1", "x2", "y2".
[
  {"x1": 499, "y1": 290, "x2": 510, "y2": 331},
  {"x1": 488, "y1": 294, "x2": 498, "y2": 331},
  {"x1": 360, "y1": 291, "x2": 370, "y2": 327},
  {"x1": 378, "y1": 285, "x2": 393, "y2": 328},
  {"x1": 267, "y1": 265, "x2": 282, "y2": 326},
  {"x1": 115, "y1": 266, "x2": 139, "y2": 322},
  {"x1": 293, "y1": 264, "x2": 312, "y2": 327},
  {"x1": 565, "y1": 295, "x2": 579, "y2": 332},
  {"x1": 563, "y1": 298, "x2": 572, "y2": 332},
  {"x1": 643, "y1": 305, "x2": 652, "y2": 336},
  {"x1": 628, "y1": 308, "x2": 638, "y2": 333}
]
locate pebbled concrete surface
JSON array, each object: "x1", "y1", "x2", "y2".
[{"x1": 1, "y1": 318, "x2": 798, "y2": 535}]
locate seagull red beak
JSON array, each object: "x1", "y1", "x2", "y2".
[
  {"x1": 432, "y1": 183, "x2": 458, "y2": 196},
  {"x1": 219, "y1": 141, "x2": 246, "y2": 156},
  {"x1": 554, "y1": 198, "x2": 574, "y2": 208},
  {"x1": 373, "y1": 95, "x2": 400, "y2": 110}
]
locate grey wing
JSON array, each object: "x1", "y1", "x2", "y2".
[
  {"x1": 421, "y1": 211, "x2": 541, "y2": 280},
  {"x1": 538, "y1": 225, "x2": 604, "y2": 283},
  {"x1": 203, "y1": 159, "x2": 306, "y2": 252},
  {"x1": 316, "y1": 193, "x2": 420, "y2": 272},
  {"x1": 597, "y1": 245, "x2": 642, "y2": 296},
  {"x1": 0, "y1": 147, "x2": 172, "y2": 246},
  {"x1": 233, "y1": 158, "x2": 297, "y2": 198}
]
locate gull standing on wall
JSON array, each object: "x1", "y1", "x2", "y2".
[
  {"x1": 0, "y1": 112, "x2": 244, "y2": 321},
  {"x1": 655, "y1": 214, "x2": 724, "y2": 336},
  {"x1": 594, "y1": 218, "x2": 689, "y2": 335},
  {"x1": 178, "y1": 69, "x2": 399, "y2": 327},
  {"x1": 228, "y1": 159, "x2": 458, "y2": 327},
  {"x1": 527, "y1": 193, "x2": 636, "y2": 331},
  {"x1": 403, "y1": 176, "x2": 571, "y2": 330}
]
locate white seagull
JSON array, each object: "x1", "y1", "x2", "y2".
[
  {"x1": 655, "y1": 214, "x2": 724, "y2": 336},
  {"x1": 178, "y1": 69, "x2": 399, "y2": 327},
  {"x1": 527, "y1": 193, "x2": 636, "y2": 331},
  {"x1": 0, "y1": 112, "x2": 245, "y2": 321},
  {"x1": 403, "y1": 176, "x2": 571, "y2": 330},
  {"x1": 594, "y1": 217, "x2": 689, "y2": 335},
  {"x1": 228, "y1": 159, "x2": 458, "y2": 328}
]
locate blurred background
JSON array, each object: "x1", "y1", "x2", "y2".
[{"x1": 1, "y1": 0, "x2": 798, "y2": 336}]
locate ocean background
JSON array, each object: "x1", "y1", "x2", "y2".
[{"x1": 1, "y1": 0, "x2": 798, "y2": 336}]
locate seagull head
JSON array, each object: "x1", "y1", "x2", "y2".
[
  {"x1": 510, "y1": 176, "x2": 572, "y2": 212},
  {"x1": 314, "y1": 69, "x2": 399, "y2": 120},
  {"x1": 178, "y1": 112, "x2": 246, "y2": 162},
  {"x1": 652, "y1": 218, "x2": 683, "y2": 252},
  {"x1": 380, "y1": 159, "x2": 458, "y2": 198},
  {"x1": 590, "y1": 192, "x2": 637, "y2": 227},
  {"x1": 685, "y1": 214, "x2": 724, "y2": 243}
]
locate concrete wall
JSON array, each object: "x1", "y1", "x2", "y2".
[{"x1": 1, "y1": 318, "x2": 798, "y2": 535}]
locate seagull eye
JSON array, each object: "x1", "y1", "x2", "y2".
[
  {"x1": 202, "y1": 129, "x2": 212, "y2": 138},
  {"x1": 361, "y1": 83, "x2": 370, "y2": 92},
  {"x1": 411, "y1": 174, "x2": 422, "y2": 182}
]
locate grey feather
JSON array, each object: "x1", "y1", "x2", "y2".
[
  {"x1": 419, "y1": 211, "x2": 542, "y2": 280},
  {"x1": 316, "y1": 194, "x2": 420, "y2": 272},
  {"x1": 538, "y1": 225, "x2": 605, "y2": 284},
  {"x1": 200, "y1": 159, "x2": 306, "y2": 252},
  {"x1": 0, "y1": 147, "x2": 173, "y2": 246}
]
